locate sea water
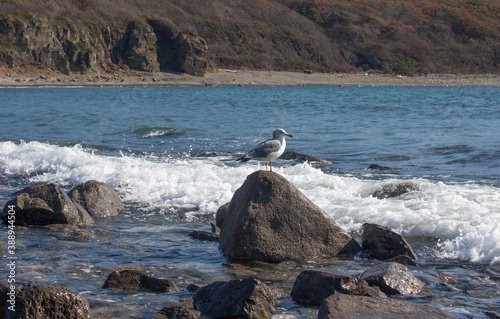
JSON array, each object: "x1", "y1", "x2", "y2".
[{"x1": 0, "y1": 86, "x2": 499, "y2": 318}]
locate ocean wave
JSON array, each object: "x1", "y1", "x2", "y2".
[
  {"x1": 132, "y1": 126, "x2": 184, "y2": 138},
  {"x1": 0, "y1": 140, "x2": 499, "y2": 265}
]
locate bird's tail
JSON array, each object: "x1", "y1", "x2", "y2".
[{"x1": 237, "y1": 155, "x2": 250, "y2": 162}]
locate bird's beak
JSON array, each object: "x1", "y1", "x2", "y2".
[{"x1": 287, "y1": 133, "x2": 293, "y2": 138}]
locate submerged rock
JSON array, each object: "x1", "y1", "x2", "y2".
[
  {"x1": 0, "y1": 283, "x2": 90, "y2": 318},
  {"x1": 153, "y1": 301, "x2": 200, "y2": 319},
  {"x1": 219, "y1": 171, "x2": 360, "y2": 262},
  {"x1": 360, "y1": 262, "x2": 424, "y2": 295},
  {"x1": 368, "y1": 164, "x2": 398, "y2": 170},
  {"x1": 188, "y1": 230, "x2": 219, "y2": 242},
  {"x1": 68, "y1": 180, "x2": 124, "y2": 218},
  {"x1": 371, "y1": 182, "x2": 419, "y2": 199},
  {"x1": 362, "y1": 223, "x2": 418, "y2": 261},
  {"x1": 291, "y1": 270, "x2": 373, "y2": 306},
  {"x1": 193, "y1": 278, "x2": 274, "y2": 319},
  {"x1": 102, "y1": 270, "x2": 178, "y2": 293},
  {"x1": 2, "y1": 184, "x2": 94, "y2": 226},
  {"x1": 280, "y1": 150, "x2": 333, "y2": 164},
  {"x1": 318, "y1": 293, "x2": 454, "y2": 319}
]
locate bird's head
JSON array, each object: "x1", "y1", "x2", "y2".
[{"x1": 274, "y1": 128, "x2": 293, "y2": 138}]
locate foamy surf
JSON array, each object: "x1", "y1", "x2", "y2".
[{"x1": 1, "y1": 140, "x2": 499, "y2": 265}]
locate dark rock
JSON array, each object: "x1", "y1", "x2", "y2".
[
  {"x1": 280, "y1": 150, "x2": 333, "y2": 164},
  {"x1": 102, "y1": 270, "x2": 177, "y2": 293},
  {"x1": 186, "y1": 283, "x2": 200, "y2": 293},
  {"x1": 2, "y1": 184, "x2": 94, "y2": 226},
  {"x1": 371, "y1": 183, "x2": 419, "y2": 199},
  {"x1": 174, "y1": 32, "x2": 208, "y2": 76},
  {"x1": 369, "y1": 164, "x2": 398, "y2": 170},
  {"x1": 193, "y1": 278, "x2": 274, "y2": 319},
  {"x1": 215, "y1": 203, "x2": 229, "y2": 228},
  {"x1": 362, "y1": 223, "x2": 418, "y2": 261},
  {"x1": 291, "y1": 270, "x2": 371, "y2": 306},
  {"x1": 219, "y1": 171, "x2": 360, "y2": 262},
  {"x1": 360, "y1": 262, "x2": 424, "y2": 295},
  {"x1": 68, "y1": 180, "x2": 124, "y2": 218},
  {"x1": 188, "y1": 230, "x2": 219, "y2": 242},
  {"x1": 0, "y1": 283, "x2": 90, "y2": 319},
  {"x1": 153, "y1": 301, "x2": 200, "y2": 319},
  {"x1": 211, "y1": 222, "x2": 221, "y2": 234},
  {"x1": 318, "y1": 293, "x2": 454, "y2": 319}
]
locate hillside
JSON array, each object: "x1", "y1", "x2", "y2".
[{"x1": 0, "y1": 0, "x2": 499, "y2": 75}]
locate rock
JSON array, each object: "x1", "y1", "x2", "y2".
[
  {"x1": 188, "y1": 230, "x2": 219, "y2": 242},
  {"x1": 174, "y1": 32, "x2": 208, "y2": 76},
  {"x1": 280, "y1": 150, "x2": 333, "y2": 164},
  {"x1": 186, "y1": 283, "x2": 200, "y2": 293},
  {"x1": 371, "y1": 183, "x2": 419, "y2": 199},
  {"x1": 368, "y1": 164, "x2": 398, "y2": 170},
  {"x1": 291, "y1": 270, "x2": 371, "y2": 306},
  {"x1": 318, "y1": 293, "x2": 454, "y2": 319},
  {"x1": 102, "y1": 270, "x2": 178, "y2": 293},
  {"x1": 219, "y1": 171, "x2": 361, "y2": 262},
  {"x1": 68, "y1": 180, "x2": 124, "y2": 218},
  {"x1": 0, "y1": 283, "x2": 90, "y2": 318},
  {"x1": 211, "y1": 222, "x2": 220, "y2": 234},
  {"x1": 215, "y1": 202, "x2": 229, "y2": 228},
  {"x1": 385, "y1": 255, "x2": 419, "y2": 267},
  {"x1": 361, "y1": 223, "x2": 418, "y2": 261},
  {"x1": 122, "y1": 21, "x2": 160, "y2": 72},
  {"x1": 193, "y1": 278, "x2": 274, "y2": 319},
  {"x1": 1, "y1": 184, "x2": 94, "y2": 226},
  {"x1": 153, "y1": 301, "x2": 200, "y2": 319},
  {"x1": 360, "y1": 262, "x2": 424, "y2": 295}
]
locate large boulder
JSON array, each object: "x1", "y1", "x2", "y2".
[
  {"x1": 360, "y1": 262, "x2": 424, "y2": 296},
  {"x1": 193, "y1": 278, "x2": 274, "y2": 319},
  {"x1": 362, "y1": 223, "x2": 418, "y2": 261},
  {"x1": 174, "y1": 32, "x2": 208, "y2": 76},
  {"x1": 0, "y1": 283, "x2": 90, "y2": 318},
  {"x1": 102, "y1": 270, "x2": 178, "y2": 293},
  {"x1": 2, "y1": 184, "x2": 93, "y2": 226},
  {"x1": 291, "y1": 270, "x2": 373, "y2": 306},
  {"x1": 219, "y1": 171, "x2": 361, "y2": 262},
  {"x1": 68, "y1": 180, "x2": 124, "y2": 218},
  {"x1": 318, "y1": 293, "x2": 454, "y2": 319}
]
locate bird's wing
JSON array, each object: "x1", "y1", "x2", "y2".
[{"x1": 246, "y1": 139, "x2": 282, "y2": 159}]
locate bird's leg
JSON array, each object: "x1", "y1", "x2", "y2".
[{"x1": 269, "y1": 161, "x2": 272, "y2": 172}]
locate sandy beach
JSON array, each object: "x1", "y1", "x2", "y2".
[{"x1": 1, "y1": 68, "x2": 500, "y2": 87}]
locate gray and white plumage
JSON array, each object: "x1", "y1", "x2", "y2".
[{"x1": 237, "y1": 128, "x2": 293, "y2": 171}]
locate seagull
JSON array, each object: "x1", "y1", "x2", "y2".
[{"x1": 237, "y1": 128, "x2": 293, "y2": 171}]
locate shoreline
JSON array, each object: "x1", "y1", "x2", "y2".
[{"x1": 1, "y1": 69, "x2": 500, "y2": 87}]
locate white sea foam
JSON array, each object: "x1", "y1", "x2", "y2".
[{"x1": 1, "y1": 141, "x2": 499, "y2": 264}]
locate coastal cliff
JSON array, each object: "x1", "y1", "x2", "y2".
[{"x1": 0, "y1": 0, "x2": 499, "y2": 76}]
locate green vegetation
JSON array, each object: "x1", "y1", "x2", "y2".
[{"x1": 0, "y1": 0, "x2": 499, "y2": 74}]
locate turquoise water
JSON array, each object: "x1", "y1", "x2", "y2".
[{"x1": 0, "y1": 86, "x2": 499, "y2": 318}]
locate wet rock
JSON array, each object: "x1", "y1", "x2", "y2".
[
  {"x1": 371, "y1": 182, "x2": 419, "y2": 199},
  {"x1": 362, "y1": 223, "x2": 418, "y2": 261},
  {"x1": 2, "y1": 184, "x2": 94, "y2": 226},
  {"x1": 215, "y1": 202, "x2": 229, "y2": 228},
  {"x1": 186, "y1": 283, "x2": 200, "y2": 293},
  {"x1": 360, "y1": 262, "x2": 424, "y2": 295},
  {"x1": 280, "y1": 150, "x2": 333, "y2": 164},
  {"x1": 0, "y1": 283, "x2": 90, "y2": 318},
  {"x1": 102, "y1": 270, "x2": 178, "y2": 293},
  {"x1": 153, "y1": 301, "x2": 200, "y2": 319},
  {"x1": 291, "y1": 270, "x2": 372, "y2": 306},
  {"x1": 369, "y1": 164, "x2": 398, "y2": 170},
  {"x1": 193, "y1": 278, "x2": 274, "y2": 319},
  {"x1": 219, "y1": 171, "x2": 361, "y2": 262},
  {"x1": 174, "y1": 32, "x2": 208, "y2": 76},
  {"x1": 188, "y1": 230, "x2": 219, "y2": 242},
  {"x1": 385, "y1": 255, "x2": 419, "y2": 267},
  {"x1": 318, "y1": 293, "x2": 454, "y2": 319},
  {"x1": 68, "y1": 180, "x2": 124, "y2": 218},
  {"x1": 211, "y1": 222, "x2": 221, "y2": 234}
]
